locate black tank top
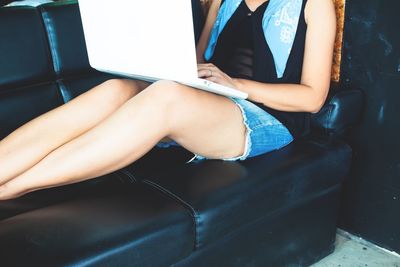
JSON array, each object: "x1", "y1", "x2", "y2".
[{"x1": 208, "y1": 0, "x2": 310, "y2": 138}]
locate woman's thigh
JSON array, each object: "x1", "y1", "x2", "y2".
[
  {"x1": 154, "y1": 83, "x2": 294, "y2": 161},
  {"x1": 154, "y1": 81, "x2": 247, "y2": 160}
]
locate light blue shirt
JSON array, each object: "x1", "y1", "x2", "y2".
[{"x1": 205, "y1": 0, "x2": 303, "y2": 78}]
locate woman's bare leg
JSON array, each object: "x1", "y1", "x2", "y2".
[
  {"x1": 0, "y1": 81, "x2": 246, "y2": 200},
  {"x1": 0, "y1": 79, "x2": 148, "y2": 185}
]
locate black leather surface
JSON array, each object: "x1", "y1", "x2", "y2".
[
  {"x1": 174, "y1": 186, "x2": 341, "y2": 267},
  {"x1": 0, "y1": 172, "x2": 126, "y2": 220},
  {"x1": 126, "y1": 146, "x2": 196, "y2": 181},
  {"x1": 0, "y1": 0, "x2": 12, "y2": 7},
  {"x1": 0, "y1": 179, "x2": 195, "y2": 267},
  {"x1": 40, "y1": 1, "x2": 92, "y2": 77},
  {"x1": 0, "y1": 6, "x2": 54, "y2": 89},
  {"x1": 138, "y1": 137, "x2": 352, "y2": 248},
  {"x1": 311, "y1": 89, "x2": 364, "y2": 137},
  {"x1": 58, "y1": 72, "x2": 116, "y2": 102},
  {"x1": 0, "y1": 83, "x2": 63, "y2": 139}
]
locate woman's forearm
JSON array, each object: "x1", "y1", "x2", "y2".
[{"x1": 233, "y1": 78, "x2": 327, "y2": 114}]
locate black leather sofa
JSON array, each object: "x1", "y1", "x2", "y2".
[{"x1": 0, "y1": 1, "x2": 363, "y2": 266}]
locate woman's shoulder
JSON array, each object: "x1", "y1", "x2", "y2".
[{"x1": 304, "y1": 0, "x2": 336, "y2": 25}]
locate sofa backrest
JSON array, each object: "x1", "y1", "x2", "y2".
[
  {"x1": 0, "y1": 1, "x2": 113, "y2": 139},
  {"x1": 0, "y1": 6, "x2": 63, "y2": 138}
]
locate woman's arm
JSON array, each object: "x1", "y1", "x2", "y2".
[
  {"x1": 234, "y1": 0, "x2": 336, "y2": 113},
  {"x1": 199, "y1": 0, "x2": 336, "y2": 114},
  {"x1": 196, "y1": 0, "x2": 222, "y2": 63}
]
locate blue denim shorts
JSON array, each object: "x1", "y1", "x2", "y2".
[{"x1": 156, "y1": 97, "x2": 294, "y2": 162}]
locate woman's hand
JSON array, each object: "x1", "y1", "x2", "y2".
[{"x1": 198, "y1": 63, "x2": 238, "y2": 89}]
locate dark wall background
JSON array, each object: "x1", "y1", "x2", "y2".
[
  {"x1": 0, "y1": 0, "x2": 12, "y2": 6},
  {"x1": 339, "y1": 0, "x2": 400, "y2": 253}
]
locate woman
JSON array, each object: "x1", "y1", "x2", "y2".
[{"x1": 0, "y1": 0, "x2": 336, "y2": 200}]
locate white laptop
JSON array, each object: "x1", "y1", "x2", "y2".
[{"x1": 77, "y1": 0, "x2": 248, "y2": 99}]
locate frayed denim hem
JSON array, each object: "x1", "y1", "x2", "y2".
[{"x1": 186, "y1": 97, "x2": 253, "y2": 163}]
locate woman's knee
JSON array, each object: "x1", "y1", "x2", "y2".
[
  {"x1": 145, "y1": 80, "x2": 197, "y2": 108},
  {"x1": 99, "y1": 79, "x2": 141, "y2": 103}
]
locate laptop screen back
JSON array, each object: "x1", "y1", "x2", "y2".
[{"x1": 78, "y1": 0, "x2": 198, "y2": 81}]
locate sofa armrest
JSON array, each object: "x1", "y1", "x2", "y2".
[{"x1": 311, "y1": 89, "x2": 364, "y2": 137}]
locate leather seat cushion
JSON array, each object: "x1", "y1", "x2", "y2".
[
  {"x1": 0, "y1": 172, "x2": 126, "y2": 220},
  {"x1": 135, "y1": 137, "x2": 352, "y2": 248},
  {"x1": 0, "y1": 175, "x2": 195, "y2": 267}
]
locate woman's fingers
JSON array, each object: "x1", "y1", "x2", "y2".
[
  {"x1": 197, "y1": 65, "x2": 237, "y2": 88},
  {"x1": 197, "y1": 63, "x2": 216, "y2": 68},
  {"x1": 206, "y1": 75, "x2": 235, "y2": 88},
  {"x1": 205, "y1": 76, "x2": 222, "y2": 83},
  {"x1": 197, "y1": 69, "x2": 211, "y2": 78},
  {"x1": 197, "y1": 63, "x2": 237, "y2": 88},
  {"x1": 198, "y1": 68, "x2": 224, "y2": 79},
  {"x1": 197, "y1": 63, "x2": 220, "y2": 72},
  {"x1": 197, "y1": 63, "x2": 224, "y2": 78}
]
